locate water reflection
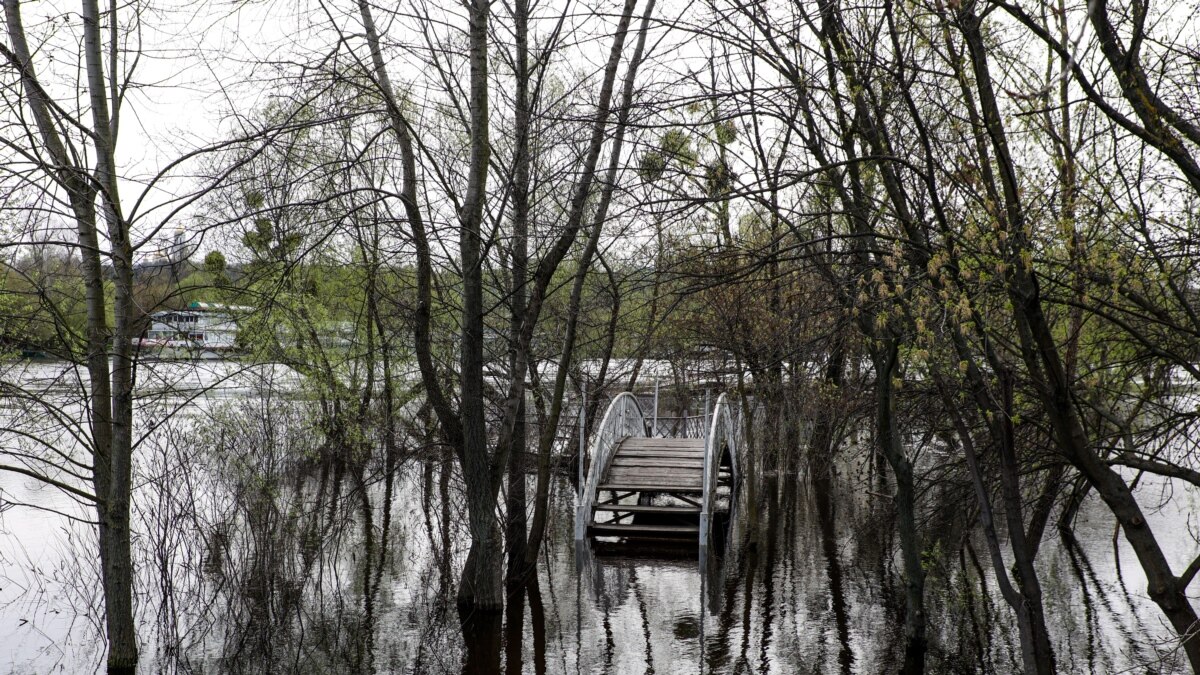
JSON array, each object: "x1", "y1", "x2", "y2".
[
  {"x1": 814, "y1": 474, "x2": 853, "y2": 675},
  {"x1": 460, "y1": 610, "x2": 501, "y2": 675},
  {"x1": 0, "y1": 391, "x2": 1193, "y2": 674}
]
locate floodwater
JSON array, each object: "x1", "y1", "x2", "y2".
[{"x1": 0, "y1": 361, "x2": 1196, "y2": 673}]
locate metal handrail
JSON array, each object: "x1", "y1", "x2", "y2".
[
  {"x1": 701, "y1": 392, "x2": 740, "y2": 546},
  {"x1": 648, "y1": 414, "x2": 708, "y2": 438},
  {"x1": 575, "y1": 392, "x2": 648, "y2": 539}
]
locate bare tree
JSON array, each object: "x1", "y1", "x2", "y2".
[
  {"x1": 1, "y1": 1, "x2": 139, "y2": 668},
  {"x1": 349, "y1": 0, "x2": 650, "y2": 609}
]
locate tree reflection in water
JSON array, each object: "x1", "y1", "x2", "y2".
[{"x1": 1, "y1": 400, "x2": 1188, "y2": 673}]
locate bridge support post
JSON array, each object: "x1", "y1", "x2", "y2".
[
  {"x1": 578, "y1": 390, "x2": 586, "y2": 498},
  {"x1": 575, "y1": 391, "x2": 586, "y2": 540},
  {"x1": 652, "y1": 379, "x2": 659, "y2": 437},
  {"x1": 704, "y1": 389, "x2": 711, "y2": 437},
  {"x1": 701, "y1": 426, "x2": 711, "y2": 546}
]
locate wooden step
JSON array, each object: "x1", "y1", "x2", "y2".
[
  {"x1": 606, "y1": 463, "x2": 702, "y2": 475},
  {"x1": 588, "y1": 522, "x2": 700, "y2": 538},
  {"x1": 610, "y1": 458, "x2": 704, "y2": 469},
  {"x1": 593, "y1": 504, "x2": 700, "y2": 515},
  {"x1": 604, "y1": 470, "x2": 702, "y2": 487},
  {"x1": 619, "y1": 438, "x2": 704, "y2": 447},
  {"x1": 615, "y1": 449, "x2": 705, "y2": 458},
  {"x1": 614, "y1": 454, "x2": 704, "y2": 462},
  {"x1": 599, "y1": 482, "x2": 703, "y2": 493}
]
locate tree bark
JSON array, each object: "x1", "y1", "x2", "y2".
[
  {"x1": 81, "y1": 1, "x2": 138, "y2": 669},
  {"x1": 456, "y1": 0, "x2": 500, "y2": 610},
  {"x1": 504, "y1": 0, "x2": 532, "y2": 589},
  {"x1": 3, "y1": 1, "x2": 138, "y2": 670},
  {"x1": 872, "y1": 341, "x2": 926, "y2": 673}
]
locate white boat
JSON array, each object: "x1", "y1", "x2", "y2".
[{"x1": 135, "y1": 302, "x2": 250, "y2": 360}]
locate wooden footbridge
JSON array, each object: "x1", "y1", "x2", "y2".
[{"x1": 575, "y1": 392, "x2": 741, "y2": 546}]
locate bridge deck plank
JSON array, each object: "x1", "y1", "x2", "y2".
[
  {"x1": 598, "y1": 482, "x2": 704, "y2": 494},
  {"x1": 588, "y1": 523, "x2": 700, "y2": 537},
  {"x1": 611, "y1": 457, "x2": 703, "y2": 467},
  {"x1": 620, "y1": 438, "x2": 705, "y2": 448},
  {"x1": 584, "y1": 415, "x2": 732, "y2": 544},
  {"x1": 609, "y1": 469, "x2": 702, "y2": 479},
  {"x1": 593, "y1": 504, "x2": 700, "y2": 514}
]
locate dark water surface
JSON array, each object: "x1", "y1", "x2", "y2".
[
  {"x1": 0, "y1": 464, "x2": 1190, "y2": 674},
  {"x1": 0, "y1": 370, "x2": 1194, "y2": 673}
]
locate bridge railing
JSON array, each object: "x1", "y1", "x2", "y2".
[
  {"x1": 575, "y1": 392, "x2": 648, "y2": 539},
  {"x1": 701, "y1": 392, "x2": 740, "y2": 546},
  {"x1": 648, "y1": 414, "x2": 707, "y2": 438}
]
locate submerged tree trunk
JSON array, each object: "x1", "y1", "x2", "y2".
[
  {"x1": 523, "y1": 0, "x2": 654, "y2": 571},
  {"x1": 871, "y1": 341, "x2": 926, "y2": 674},
  {"x1": 504, "y1": 0, "x2": 532, "y2": 589},
  {"x1": 357, "y1": 0, "x2": 502, "y2": 611},
  {"x1": 456, "y1": 0, "x2": 499, "y2": 609},
  {"x1": 83, "y1": 1, "x2": 138, "y2": 668},
  {"x1": 3, "y1": 1, "x2": 138, "y2": 670}
]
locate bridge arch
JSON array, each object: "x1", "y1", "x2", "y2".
[
  {"x1": 701, "y1": 392, "x2": 740, "y2": 545},
  {"x1": 575, "y1": 390, "x2": 741, "y2": 546},
  {"x1": 574, "y1": 392, "x2": 648, "y2": 540}
]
